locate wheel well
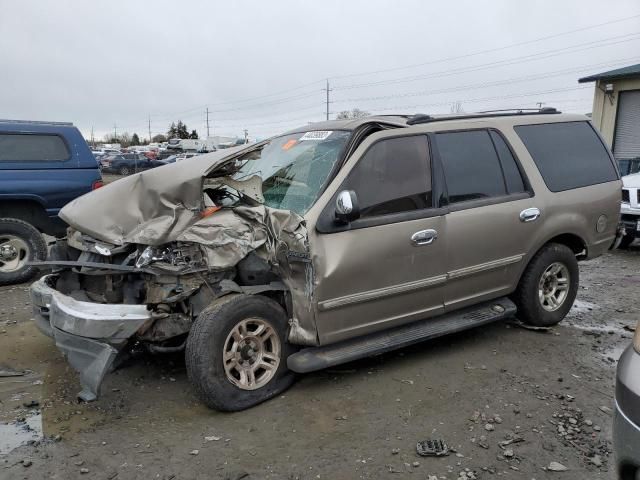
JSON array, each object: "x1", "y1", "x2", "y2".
[
  {"x1": 0, "y1": 200, "x2": 50, "y2": 233},
  {"x1": 546, "y1": 233, "x2": 587, "y2": 259}
]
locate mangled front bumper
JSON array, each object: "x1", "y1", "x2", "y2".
[{"x1": 29, "y1": 274, "x2": 151, "y2": 401}]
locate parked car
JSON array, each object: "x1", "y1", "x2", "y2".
[
  {"x1": 0, "y1": 119, "x2": 103, "y2": 285},
  {"x1": 614, "y1": 324, "x2": 640, "y2": 480},
  {"x1": 30, "y1": 109, "x2": 621, "y2": 410},
  {"x1": 100, "y1": 153, "x2": 164, "y2": 175},
  {"x1": 620, "y1": 172, "x2": 640, "y2": 248}
]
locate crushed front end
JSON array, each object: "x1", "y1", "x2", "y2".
[{"x1": 29, "y1": 142, "x2": 324, "y2": 401}]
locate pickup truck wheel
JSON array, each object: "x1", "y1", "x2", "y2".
[
  {"x1": 513, "y1": 243, "x2": 578, "y2": 327},
  {"x1": 618, "y1": 233, "x2": 635, "y2": 249},
  {"x1": 185, "y1": 294, "x2": 297, "y2": 411},
  {"x1": 118, "y1": 166, "x2": 130, "y2": 176},
  {"x1": 0, "y1": 218, "x2": 48, "y2": 286}
]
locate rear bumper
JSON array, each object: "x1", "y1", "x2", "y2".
[
  {"x1": 614, "y1": 346, "x2": 640, "y2": 477},
  {"x1": 29, "y1": 274, "x2": 151, "y2": 401}
]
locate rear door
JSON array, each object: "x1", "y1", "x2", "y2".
[
  {"x1": 434, "y1": 129, "x2": 536, "y2": 310},
  {"x1": 313, "y1": 133, "x2": 448, "y2": 344}
]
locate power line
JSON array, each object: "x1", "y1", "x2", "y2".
[
  {"x1": 142, "y1": 15, "x2": 640, "y2": 122},
  {"x1": 329, "y1": 13, "x2": 640, "y2": 80},
  {"x1": 333, "y1": 32, "x2": 640, "y2": 90},
  {"x1": 335, "y1": 56, "x2": 640, "y2": 104}
]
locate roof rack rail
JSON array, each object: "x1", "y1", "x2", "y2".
[
  {"x1": 0, "y1": 119, "x2": 74, "y2": 126},
  {"x1": 406, "y1": 107, "x2": 560, "y2": 126}
]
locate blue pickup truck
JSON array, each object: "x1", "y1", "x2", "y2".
[{"x1": 0, "y1": 120, "x2": 103, "y2": 285}]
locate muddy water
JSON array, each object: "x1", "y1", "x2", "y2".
[{"x1": 0, "y1": 288, "x2": 111, "y2": 456}]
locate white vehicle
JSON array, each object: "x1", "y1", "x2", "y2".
[
  {"x1": 621, "y1": 172, "x2": 640, "y2": 248},
  {"x1": 167, "y1": 138, "x2": 217, "y2": 153},
  {"x1": 174, "y1": 152, "x2": 199, "y2": 162}
]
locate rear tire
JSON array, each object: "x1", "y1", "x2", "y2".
[
  {"x1": 513, "y1": 243, "x2": 578, "y2": 327},
  {"x1": 0, "y1": 218, "x2": 48, "y2": 286},
  {"x1": 118, "y1": 166, "x2": 130, "y2": 176},
  {"x1": 185, "y1": 294, "x2": 297, "y2": 411},
  {"x1": 618, "y1": 233, "x2": 635, "y2": 249}
]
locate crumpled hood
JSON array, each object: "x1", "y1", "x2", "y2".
[{"x1": 60, "y1": 145, "x2": 250, "y2": 246}]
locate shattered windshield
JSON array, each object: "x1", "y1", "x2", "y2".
[{"x1": 232, "y1": 130, "x2": 350, "y2": 215}]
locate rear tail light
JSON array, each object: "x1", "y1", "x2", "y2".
[{"x1": 92, "y1": 180, "x2": 104, "y2": 190}]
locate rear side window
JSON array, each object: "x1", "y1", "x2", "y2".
[
  {"x1": 345, "y1": 135, "x2": 432, "y2": 218},
  {"x1": 515, "y1": 122, "x2": 618, "y2": 192},
  {"x1": 0, "y1": 133, "x2": 70, "y2": 161},
  {"x1": 436, "y1": 130, "x2": 507, "y2": 203}
]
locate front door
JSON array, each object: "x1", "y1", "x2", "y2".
[{"x1": 313, "y1": 133, "x2": 447, "y2": 345}]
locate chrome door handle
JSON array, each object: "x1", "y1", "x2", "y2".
[
  {"x1": 519, "y1": 207, "x2": 541, "y2": 222},
  {"x1": 411, "y1": 229, "x2": 437, "y2": 246}
]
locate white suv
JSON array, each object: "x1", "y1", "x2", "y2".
[{"x1": 621, "y1": 173, "x2": 640, "y2": 248}]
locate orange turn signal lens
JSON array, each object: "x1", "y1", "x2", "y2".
[{"x1": 200, "y1": 206, "x2": 221, "y2": 218}]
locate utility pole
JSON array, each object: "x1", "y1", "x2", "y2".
[
  {"x1": 90, "y1": 126, "x2": 95, "y2": 147},
  {"x1": 323, "y1": 79, "x2": 332, "y2": 121},
  {"x1": 243, "y1": 129, "x2": 248, "y2": 144},
  {"x1": 148, "y1": 115, "x2": 152, "y2": 144},
  {"x1": 536, "y1": 102, "x2": 545, "y2": 109},
  {"x1": 206, "y1": 107, "x2": 211, "y2": 138},
  {"x1": 113, "y1": 124, "x2": 118, "y2": 141}
]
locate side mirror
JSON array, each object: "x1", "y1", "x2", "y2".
[{"x1": 335, "y1": 190, "x2": 360, "y2": 223}]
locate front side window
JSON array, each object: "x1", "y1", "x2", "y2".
[
  {"x1": 0, "y1": 133, "x2": 70, "y2": 161},
  {"x1": 515, "y1": 121, "x2": 618, "y2": 191},
  {"x1": 343, "y1": 135, "x2": 432, "y2": 218},
  {"x1": 436, "y1": 130, "x2": 506, "y2": 203},
  {"x1": 233, "y1": 130, "x2": 350, "y2": 215}
]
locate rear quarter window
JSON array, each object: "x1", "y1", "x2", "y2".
[
  {"x1": 514, "y1": 122, "x2": 618, "y2": 192},
  {"x1": 0, "y1": 133, "x2": 70, "y2": 161}
]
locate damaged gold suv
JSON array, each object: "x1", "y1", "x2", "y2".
[{"x1": 30, "y1": 109, "x2": 622, "y2": 411}]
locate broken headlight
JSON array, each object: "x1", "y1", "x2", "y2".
[
  {"x1": 135, "y1": 246, "x2": 171, "y2": 268},
  {"x1": 134, "y1": 243, "x2": 205, "y2": 270}
]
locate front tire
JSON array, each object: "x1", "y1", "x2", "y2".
[
  {"x1": 0, "y1": 218, "x2": 48, "y2": 286},
  {"x1": 118, "y1": 166, "x2": 130, "y2": 176},
  {"x1": 513, "y1": 243, "x2": 578, "y2": 327},
  {"x1": 185, "y1": 294, "x2": 297, "y2": 411}
]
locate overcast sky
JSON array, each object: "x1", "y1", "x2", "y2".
[{"x1": 2, "y1": 0, "x2": 640, "y2": 141}]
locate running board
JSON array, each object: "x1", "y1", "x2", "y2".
[{"x1": 287, "y1": 298, "x2": 516, "y2": 373}]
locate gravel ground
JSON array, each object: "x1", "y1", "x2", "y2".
[{"x1": 0, "y1": 246, "x2": 638, "y2": 479}]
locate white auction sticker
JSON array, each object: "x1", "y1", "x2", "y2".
[{"x1": 299, "y1": 131, "x2": 333, "y2": 141}]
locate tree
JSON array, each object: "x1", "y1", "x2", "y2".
[
  {"x1": 335, "y1": 108, "x2": 370, "y2": 120},
  {"x1": 167, "y1": 121, "x2": 191, "y2": 139},
  {"x1": 119, "y1": 132, "x2": 131, "y2": 147},
  {"x1": 176, "y1": 121, "x2": 189, "y2": 139},
  {"x1": 152, "y1": 134, "x2": 167, "y2": 143},
  {"x1": 131, "y1": 133, "x2": 140, "y2": 146},
  {"x1": 189, "y1": 129, "x2": 199, "y2": 139},
  {"x1": 167, "y1": 122, "x2": 178, "y2": 139}
]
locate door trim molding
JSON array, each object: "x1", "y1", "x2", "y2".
[
  {"x1": 318, "y1": 274, "x2": 447, "y2": 311},
  {"x1": 447, "y1": 254, "x2": 524, "y2": 280},
  {"x1": 318, "y1": 254, "x2": 524, "y2": 312}
]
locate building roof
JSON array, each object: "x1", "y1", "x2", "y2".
[{"x1": 578, "y1": 63, "x2": 640, "y2": 83}]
